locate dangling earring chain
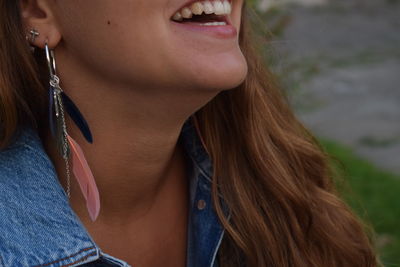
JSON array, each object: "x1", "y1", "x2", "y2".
[
  {"x1": 50, "y1": 75, "x2": 71, "y2": 198},
  {"x1": 46, "y1": 42, "x2": 72, "y2": 199}
]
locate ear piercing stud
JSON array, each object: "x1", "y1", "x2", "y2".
[
  {"x1": 26, "y1": 28, "x2": 40, "y2": 43},
  {"x1": 25, "y1": 28, "x2": 39, "y2": 52}
]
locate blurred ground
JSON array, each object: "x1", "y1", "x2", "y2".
[{"x1": 261, "y1": 0, "x2": 400, "y2": 174}]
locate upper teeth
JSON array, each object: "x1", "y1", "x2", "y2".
[{"x1": 172, "y1": 0, "x2": 232, "y2": 21}]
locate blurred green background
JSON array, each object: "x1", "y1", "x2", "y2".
[{"x1": 247, "y1": 0, "x2": 400, "y2": 265}]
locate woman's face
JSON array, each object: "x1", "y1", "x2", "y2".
[{"x1": 51, "y1": 0, "x2": 248, "y2": 93}]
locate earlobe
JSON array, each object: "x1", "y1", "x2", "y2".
[
  {"x1": 24, "y1": 26, "x2": 62, "y2": 50},
  {"x1": 20, "y1": 0, "x2": 62, "y2": 49},
  {"x1": 37, "y1": 29, "x2": 61, "y2": 49}
]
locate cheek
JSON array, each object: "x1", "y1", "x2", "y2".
[{"x1": 58, "y1": 4, "x2": 168, "y2": 82}]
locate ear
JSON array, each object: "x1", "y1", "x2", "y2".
[{"x1": 20, "y1": 0, "x2": 61, "y2": 49}]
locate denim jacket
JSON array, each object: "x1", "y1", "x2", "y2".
[{"x1": 0, "y1": 116, "x2": 229, "y2": 267}]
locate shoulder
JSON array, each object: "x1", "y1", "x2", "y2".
[
  {"x1": 0, "y1": 128, "x2": 86, "y2": 266},
  {"x1": 0, "y1": 126, "x2": 62, "y2": 205},
  {"x1": 0, "y1": 126, "x2": 61, "y2": 220},
  {"x1": 0, "y1": 127, "x2": 53, "y2": 181}
]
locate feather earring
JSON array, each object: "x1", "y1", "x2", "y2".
[
  {"x1": 45, "y1": 42, "x2": 100, "y2": 222},
  {"x1": 67, "y1": 135, "x2": 100, "y2": 221}
]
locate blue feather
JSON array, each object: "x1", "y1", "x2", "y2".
[
  {"x1": 61, "y1": 91, "x2": 93, "y2": 144},
  {"x1": 48, "y1": 86, "x2": 56, "y2": 138}
]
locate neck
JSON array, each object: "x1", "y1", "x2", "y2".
[{"x1": 41, "y1": 46, "x2": 219, "y2": 226}]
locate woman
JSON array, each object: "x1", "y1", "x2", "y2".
[{"x1": 0, "y1": 0, "x2": 380, "y2": 266}]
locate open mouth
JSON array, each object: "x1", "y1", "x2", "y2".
[
  {"x1": 170, "y1": 1, "x2": 232, "y2": 26},
  {"x1": 175, "y1": 13, "x2": 229, "y2": 25}
]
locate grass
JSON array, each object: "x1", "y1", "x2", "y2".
[{"x1": 320, "y1": 139, "x2": 400, "y2": 266}]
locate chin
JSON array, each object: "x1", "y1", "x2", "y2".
[{"x1": 188, "y1": 54, "x2": 248, "y2": 91}]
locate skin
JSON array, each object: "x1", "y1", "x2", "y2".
[{"x1": 20, "y1": 0, "x2": 247, "y2": 265}]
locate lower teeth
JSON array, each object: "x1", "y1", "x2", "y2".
[{"x1": 198, "y1": 21, "x2": 227, "y2": 26}]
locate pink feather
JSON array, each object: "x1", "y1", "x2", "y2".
[{"x1": 67, "y1": 134, "x2": 100, "y2": 222}]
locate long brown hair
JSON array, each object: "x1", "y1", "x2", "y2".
[{"x1": 1, "y1": 1, "x2": 380, "y2": 266}]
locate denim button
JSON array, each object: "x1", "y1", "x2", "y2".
[{"x1": 197, "y1": 199, "x2": 206, "y2": 210}]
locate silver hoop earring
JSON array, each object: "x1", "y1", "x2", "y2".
[{"x1": 45, "y1": 42, "x2": 100, "y2": 222}]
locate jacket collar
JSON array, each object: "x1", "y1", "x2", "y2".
[{"x1": 0, "y1": 116, "x2": 227, "y2": 267}]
